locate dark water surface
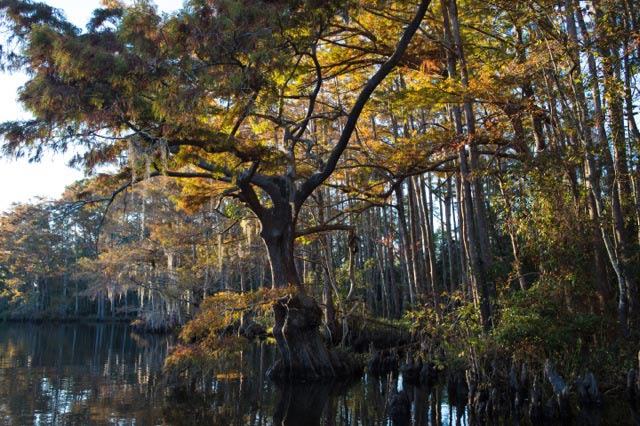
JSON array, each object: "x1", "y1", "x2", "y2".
[
  {"x1": 0, "y1": 323, "x2": 469, "y2": 425},
  {"x1": 0, "y1": 323, "x2": 636, "y2": 425},
  {"x1": 0, "y1": 323, "x2": 168, "y2": 425}
]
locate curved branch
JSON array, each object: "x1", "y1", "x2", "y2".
[
  {"x1": 95, "y1": 170, "x2": 160, "y2": 245},
  {"x1": 295, "y1": 224, "x2": 354, "y2": 238},
  {"x1": 236, "y1": 179, "x2": 266, "y2": 218},
  {"x1": 292, "y1": 36, "x2": 324, "y2": 141},
  {"x1": 163, "y1": 170, "x2": 216, "y2": 179},
  {"x1": 297, "y1": 0, "x2": 431, "y2": 206}
]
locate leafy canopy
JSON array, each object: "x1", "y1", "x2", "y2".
[{"x1": 0, "y1": 0, "x2": 431, "y2": 213}]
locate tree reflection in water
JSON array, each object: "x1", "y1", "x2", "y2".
[
  {"x1": 24, "y1": 323, "x2": 635, "y2": 425},
  {"x1": 0, "y1": 323, "x2": 471, "y2": 425},
  {"x1": 0, "y1": 322, "x2": 170, "y2": 425}
]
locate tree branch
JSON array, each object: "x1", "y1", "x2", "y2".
[
  {"x1": 291, "y1": 36, "x2": 324, "y2": 141},
  {"x1": 296, "y1": 0, "x2": 431, "y2": 206},
  {"x1": 295, "y1": 224, "x2": 354, "y2": 238},
  {"x1": 95, "y1": 170, "x2": 160, "y2": 245}
]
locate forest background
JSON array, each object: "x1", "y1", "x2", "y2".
[{"x1": 0, "y1": 0, "x2": 639, "y2": 385}]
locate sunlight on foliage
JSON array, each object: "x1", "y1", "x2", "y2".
[{"x1": 165, "y1": 288, "x2": 288, "y2": 378}]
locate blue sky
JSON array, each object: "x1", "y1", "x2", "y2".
[{"x1": 0, "y1": 0, "x2": 182, "y2": 213}]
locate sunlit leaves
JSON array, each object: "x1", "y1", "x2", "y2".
[{"x1": 165, "y1": 287, "x2": 288, "y2": 375}]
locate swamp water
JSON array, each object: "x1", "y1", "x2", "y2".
[{"x1": 0, "y1": 323, "x2": 633, "y2": 425}]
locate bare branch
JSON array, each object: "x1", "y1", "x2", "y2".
[
  {"x1": 295, "y1": 224, "x2": 354, "y2": 238},
  {"x1": 95, "y1": 171, "x2": 160, "y2": 244},
  {"x1": 291, "y1": 35, "x2": 324, "y2": 141}
]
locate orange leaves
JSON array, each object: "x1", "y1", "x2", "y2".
[
  {"x1": 100, "y1": 0, "x2": 124, "y2": 7},
  {"x1": 166, "y1": 287, "x2": 288, "y2": 374},
  {"x1": 179, "y1": 288, "x2": 287, "y2": 346}
]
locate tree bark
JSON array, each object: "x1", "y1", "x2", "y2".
[
  {"x1": 247, "y1": 0, "x2": 431, "y2": 381},
  {"x1": 571, "y1": 0, "x2": 636, "y2": 333},
  {"x1": 267, "y1": 291, "x2": 340, "y2": 382},
  {"x1": 407, "y1": 178, "x2": 426, "y2": 299},
  {"x1": 442, "y1": 0, "x2": 492, "y2": 330},
  {"x1": 395, "y1": 184, "x2": 416, "y2": 305},
  {"x1": 417, "y1": 175, "x2": 441, "y2": 312},
  {"x1": 261, "y1": 212, "x2": 301, "y2": 289}
]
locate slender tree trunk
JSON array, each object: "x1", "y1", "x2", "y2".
[
  {"x1": 417, "y1": 175, "x2": 441, "y2": 312},
  {"x1": 497, "y1": 174, "x2": 527, "y2": 291},
  {"x1": 442, "y1": 0, "x2": 492, "y2": 330},
  {"x1": 454, "y1": 175, "x2": 468, "y2": 295},
  {"x1": 315, "y1": 189, "x2": 336, "y2": 328},
  {"x1": 447, "y1": 0, "x2": 492, "y2": 296},
  {"x1": 383, "y1": 206, "x2": 402, "y2": 316},
  {"x1": 599, "y1": 34, "x2": 639, "y2": 325},
  {"x1": 395, "y1": 185, "x2": 416, "y2": 306},
  {"x1": 444, "y1": 177, "x2": 456, "y2": 293},
  {"x1": 407, "y1": 178, "x2": 426, "y2": 300},
  {"x1": 572, "y1": 0, "x2": 636, "y2": 332},
  {"x1": 563, "y1": 0, "x2": 610, "y2": 310}
]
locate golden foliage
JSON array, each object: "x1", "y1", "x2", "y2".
[{"x1": 165, "y1": 287, "x2": 288, "y2": 376}]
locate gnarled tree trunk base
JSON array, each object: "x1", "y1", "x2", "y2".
[{"x1": 266, "y1": 292, "x2": 362, "y2": 382}]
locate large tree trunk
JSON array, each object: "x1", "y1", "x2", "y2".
[
  {"x1": 259, "y1": 205, "x2": 358, "y2": 382},
  {"x1": 267, "y1": 291, "x2": 341, "y2": 382},
  {"x1": 232, "y1": 0, "x2": 430, "y2": 381},
  {"x1": 260, "y1": 207, "x2": 300, "y2": 289}
]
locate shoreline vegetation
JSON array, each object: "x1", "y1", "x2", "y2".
[{"x1": 2, "y1": 288, "x2": 638, "y2": 424}]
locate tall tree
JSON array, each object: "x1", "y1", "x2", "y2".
[{"x1": 0, "y1": 0, "x2": 431, "y2": 380}]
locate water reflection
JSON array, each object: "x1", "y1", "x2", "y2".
[
  {"x1": 0, "y1": 322, "x2": 169, "y2": 425},
  {"x1": 0, "y1": 323, "x2": 635, "y2": 425},
  {"x1": 166, "y1": 350, "x2": 469, "y2": 426},
  {"x1": 0, "y1": 323, "x2": 469, "y2": 425}
]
